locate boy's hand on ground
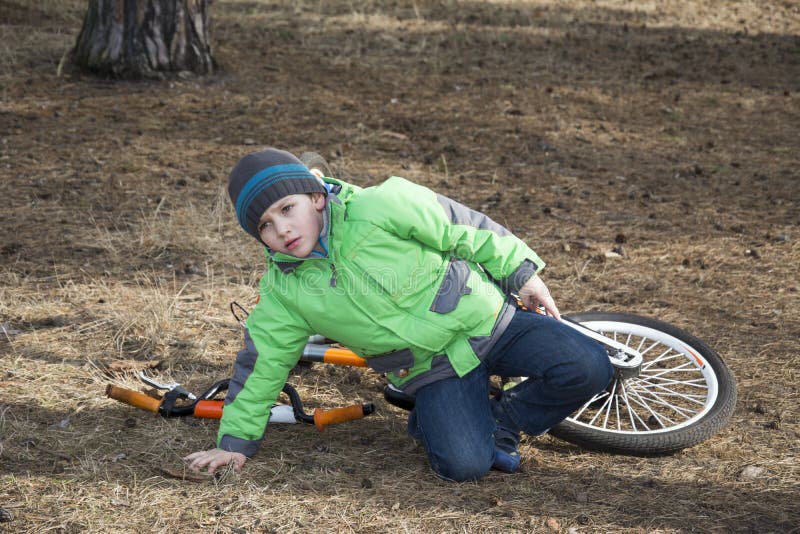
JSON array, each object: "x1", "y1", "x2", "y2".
[
  {"x1": 184, "y1": 448, "x2": 246, "y2": 474},
  {"x1": 518, "y1": 275, "x2": 561, "y2": 321}
]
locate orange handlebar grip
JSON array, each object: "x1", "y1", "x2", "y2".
[
  {"x1": 322, "y1": 348, "x2": 368, "y2": 367},
  {"x1": 193, "y1": 400, "x2": 224, "y2": 419},
  {"x1": 105, "y1": 385, "x2": 162, "y2": 413},
  {"x1": 313, "y1": 404, "x2": 367, "y2": 431}
]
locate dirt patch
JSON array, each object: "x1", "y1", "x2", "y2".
[{"x1": 1, "y1": 1, "x2": 798, "y2": 532}]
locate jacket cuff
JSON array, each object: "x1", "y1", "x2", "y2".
[
  {"x1": 218, "y1": 434, "x2": 263, "y2": 457},
  {"x1": 498, "y1": 259, "x2": 539, "y2": 294}
]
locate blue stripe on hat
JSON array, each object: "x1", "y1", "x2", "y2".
[
  {"x1": 238, "y1": 170, "x2": 311, "y2": 224},
  {"x1": 235, "y1": 163, "x2": 311, "y2": 226}
]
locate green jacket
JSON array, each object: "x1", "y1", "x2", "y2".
[{"x1": 218, "y1": 176, "x2": 545, "y2": 455}]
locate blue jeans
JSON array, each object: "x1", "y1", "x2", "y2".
[{"x1": 407, "y1": 307, "x2": 614, "y2": 481}]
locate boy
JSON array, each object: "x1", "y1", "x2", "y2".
[{"x1": 186, "y1": 148, "x2": 612, "y2": 481}]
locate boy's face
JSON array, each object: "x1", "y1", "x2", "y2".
[{"x1": 257, "y1": 193, "x2": 326, "y2": 257}]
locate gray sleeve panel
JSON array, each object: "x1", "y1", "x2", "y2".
[
  {"x1": 468, "y1": 299, "x2": 516, "y2": 359},
  {"x1": 497, "y1": 258, "x2": 539, "y2": 294},
  {"x1": 218, "y1": 434, "x2": 263, "y2": 457},
  {"x1": 435, "y1": 193, "x2": 511, "y2": 236},
  {"x1": 365, "y1": 348, "x2": 415, "y2": 373},
  {"x1": 224, "y1": 329, "x2": 259, "y2": 407},
  {"x1": 430, "y1": 259, "x2": 473, "y2": 314},
  {"x1": 396, "y1": 354, "x2": 457, "y2": 395}
]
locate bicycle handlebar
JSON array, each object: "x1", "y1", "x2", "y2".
[
  {"x1": 105, "y1": 383, "x2": 375, "y2": 430},
  {"x1": 106, "y1": 385, "x2": 162, "y2": 413},
  {"x1": 314, "y1": 403, "x2": 375, "y2": 431}
]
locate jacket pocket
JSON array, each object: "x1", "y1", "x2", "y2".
[
  {"x1": 365, "y1": 348, "x2": 415, "y2": 373},
  {"x1": 430, "y1": 259, "x2": 473, "y2": 314}
]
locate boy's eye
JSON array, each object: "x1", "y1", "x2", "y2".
[
  {"x1": 258, "y1": 221, "x2": 271, "y2": 233},
  {"x1": 282, "y1": 204, "x2": 293, "y2": 214}
]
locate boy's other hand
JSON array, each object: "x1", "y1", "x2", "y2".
[
  {"x1": 184, "y1": 448, "x2": 246, "y2": 474},
  {"x1": 518, "y1": 275, "x2": 561, "y2": 321}
]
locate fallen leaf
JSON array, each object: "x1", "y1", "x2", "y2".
[{"x1": 546, "y1": 517, "x2": 561, "y2": 531}]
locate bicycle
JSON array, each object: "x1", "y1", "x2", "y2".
[{"x1": 106, "y1": 300, "x2": 737, "y2": 456}]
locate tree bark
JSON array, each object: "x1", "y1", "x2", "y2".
[{"x1": 72, "y1": 0, "x2": 215, "y2": 79}]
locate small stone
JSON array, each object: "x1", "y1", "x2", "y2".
[
  {"x1": 0, "y1": 508, "x2": 13, "y2": 522},
  {"x1": 739, "y1": 465, "x2": 767, "y2": 480},
  {"x1": 546, "y1": 517, "x2": 561, "y2": 531},
  {"x1": 243, "y1": 138, "x2": 257, "y2": 146},
  {"x1": 53, "y1": 417, "x2": 71, "y2": 429},
  {"x1": 360, "y1": 478, "x2": 373, "y2": 489},
  {"x1": 644, "y1": 281, "x2": 660, "y2": 291}
]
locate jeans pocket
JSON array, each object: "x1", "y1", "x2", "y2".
[
  {"x1": 430, "y1": 259, "x2": 473, "y2": 314},
  {"x1": 365, "y1": 348, "x2": 415, "y2": 373}
]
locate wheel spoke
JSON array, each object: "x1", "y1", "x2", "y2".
[
  {"x1": 643, "y1": 361, "x2": 697, "y2": 379},
  {"x1": 640, "y1": 340, "x2": 662, "y2": 356},
  {"x1": 632, "y1": 382, "x2": 708, "y2": 405},
  {"x1": 621, "y1": 382, "x2": 660, "y2": 430},
  {"x1": 636, "y1": 375, "x2": 709, "y2": 389},
  {"x1": 620, "y1": 381, "x2": 638, "y2": 431},
  {"x1": 641, "y1": 352, "x2": 686, "y2": 370},
  {"x1": 642, "y1": 347, "x2": 676, "y2": 368},
  {"x1": 626, "y1": 387, "x2": 677, "y2": 428},
  {"x1": 588, "y1": 390, "x2": 615, "y2": 426},
  {"x1": 627, "y1": 387, "x2": 696, "y2": 419},
  {"x1": 572, "y1": 390, "x2": 609, "y2": 420},
  {"x1": 601, "y1": 380, "x2": 618, "y2": 429}
]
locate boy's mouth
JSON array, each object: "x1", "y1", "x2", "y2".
[{"x1": 285, "y1": 237, "x2": 301, "y2": 250}]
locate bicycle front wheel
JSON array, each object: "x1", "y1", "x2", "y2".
[{"x1": 548, "y1": 312, "x2": 737, "y2": 455}]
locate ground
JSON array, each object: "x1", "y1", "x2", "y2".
[{"x1": 1, "y1": 0, "x2": 798, "y2": 532}]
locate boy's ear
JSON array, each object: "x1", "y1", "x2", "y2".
[{"x1": 311, "y1": 192, "x2": 326, "y2": 211}]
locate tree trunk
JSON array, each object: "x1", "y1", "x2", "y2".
[{"x1": 72, "y1": 0, "x2": 215, "y2": 79}]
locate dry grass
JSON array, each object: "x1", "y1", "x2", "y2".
[{"x1": 1, "y1": 0, "x2": 799, "y2": 532}]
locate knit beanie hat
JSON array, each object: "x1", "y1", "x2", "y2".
[{"x1": 228, "y1": 148, "x2": 327, "y2": 241}]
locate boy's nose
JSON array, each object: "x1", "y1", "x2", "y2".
[{"x1": 274, "y1": 220, "x2": 290, "y2": 236}]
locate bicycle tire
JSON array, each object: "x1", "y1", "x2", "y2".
[
  {"x1": 299, "y1": 151, "x2": 334, "y2": 177},
  {"x1": 547, "y1": 312, "x2": 737, "y2": 455}
]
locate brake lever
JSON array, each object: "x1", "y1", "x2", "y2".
[{"x1": 138, "y1": 371, "x2": 197, "y2": 400}]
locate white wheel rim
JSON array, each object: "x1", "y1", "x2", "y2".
[{"x1": 565, "y1": 320, "x2": 720, "y2": 435}]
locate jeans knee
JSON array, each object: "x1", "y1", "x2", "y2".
[
  {"x1": 556, "y1": 343, "x2": 613, "y2": 398},
  {"x1": 431, "y1": 454, "x2": 493, "y2": 482},
  {"x1": 584, "y1": 343, "x2": 614, "y2": 394}
]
